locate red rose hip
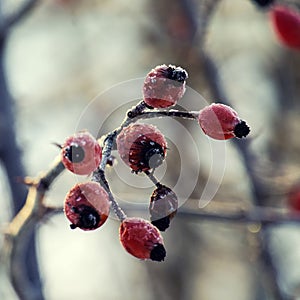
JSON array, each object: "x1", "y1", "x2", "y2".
[
  {"x1": 116, "y1": 123, "x2": 167, "y2": 173},
  {"x1": 143, "y1": 64, "x2": 188, "y2": 108},
  {"x1": 287, "y1": 183, "x2": 300, "y2": 212},
  {"x1": 61, "y1": 131, "x2": 102, "y2": 175},
  {"x1": 149, "y1": 184, "x2": 178, "y2": 231},
  {"x1": 64, "y1": 182, "x2": 110, "y2": 230},
  {"x1": 198, "y1": 103, "x2": 250, "y2": 140},
  {"x1": 269, "y1": 5, "x2": 300, "y2": 50},
  {"x1": 119, "y1": 217, "x2": 166, "y2": 261}
]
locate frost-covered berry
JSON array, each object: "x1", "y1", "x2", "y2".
[
  {"x1": 143, "y1": 64, "x2": 188, "y2": 108},
  {"x1": 64, "y1": 182, "x2": 110, "y2": 230},
  {"x1": 269, "y1": 5, "x2": 300, "y2": 50},
  {"x1": 116, "y1": 123, "x2": 167, "y2": 173},
  {"x1": 119, "y1": 217, "x2": 166, "y2": 261},
  {"x1": 149, "y1": 184, "x2": 178, "y2": 231},
  {"x1": 198, "y1": 103, "x2": 250, "y2": 140},
  {"x1": 61, "y1": 131, "x2": 102, "y2": 175}
]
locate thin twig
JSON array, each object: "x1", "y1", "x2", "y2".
[
  {"x1": 144, "y1": 170, "x2": 161, "y2": 187},
  {"x1": 92, "y1": 167, "x2": 127, "y2": 222}
]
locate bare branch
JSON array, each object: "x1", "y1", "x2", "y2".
[
  {"x1": 2, "y1": 156, "x2": 65, "y2": 300},
  {"x1": 120, "y1": 201, "x2": 300, "y2": 225},
  {"x1": 0, "y1": 7, "x2": 43, "y2": 296}
]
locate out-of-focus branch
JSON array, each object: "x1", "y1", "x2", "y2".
[
  {"x1": 2, "y1": 157, "x2": 65, "y2": 300},
  {"x1": 201, "y1": 52, "x2": 268, "y2": 202},
  {"x1": 0, "y1": 0, "x2": 43, "y2": 296},
  {"x1": 0, "y1": 38, "x2": 26, "y2": 216},
  {"x1": 0, "y1": 0, "x2": 40, "y2": 39},
  {"x1": 143, "y1": 0, "x2": 289, "y2": 297},
  {"x1": 121, "y1": 200, "x2": 300, "y2": 225},
  {"x1": 201, "y1": 47, "x2": 290, "y2": 300},
  {"x1": 184, "y1": 1, "x2": 291, "y2": 298}
]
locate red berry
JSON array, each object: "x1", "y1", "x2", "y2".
[
  {"x1": 143, "y1": 64, "x2": 188, "y2": 108},
  {"x1": 287, "y1": 183, "x2": 300, "y2": 212},
  {"x1": 64, "y1": 182, "x2": 110, "y2": 230},
  {"x1": 198, "y1": 103, "x2": 250, "y2": 140},
  {"x1": 116, "y1": 123, "x2": 167, "y2": 173},
  {"x1": 269, "y1": 5, "x2": 300, "y2": 50},
  {"x1": 149, "y1": 184, "x2": 178, "y2": 231},
  {"x1": 61, "y1": 131, "x2": 102, "y2": 175},
  {"x1": 119, "y1": 217, "x2": 166, "y2": 261}
]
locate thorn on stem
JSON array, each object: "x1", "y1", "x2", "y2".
[{"x1": 52, "y1": 142, "x2": 62, "y2": 149}]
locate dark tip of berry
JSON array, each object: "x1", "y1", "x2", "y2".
[
  {"x1": 70, "y1": 224, "x2": 77, "y2": 229},
  {"x1": 234, "y1": 121, "x2": 250, "y2": 138},
  {"x1": 65, "y1": 145, "x2": 85, "y2": 163},
  {"x1": 150, "y1": 243, "x2": 166, "y2": 262},
  {"x1": 151, "y1": 217, "x2": 170, "y2": 231},
  {"x1": 129, "y1": 136, "x2": 166, "y2": 172},
  {"x1": 164, "y1": 66, "x2": 188, "y2": 83},
  {"x1": 145, "y1": 145, "x2": 165, "y2": 169},
  {"x1": 77, "y1": 205, "x2": 100, "y2": 229}
]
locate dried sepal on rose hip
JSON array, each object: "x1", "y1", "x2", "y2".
[
  {"x1": 64, "y1": 182, "x2": 110, "y2": 230},
  {"x1": 143, "y1": 64, "x2": 188, "y2": 108},
  {"x1": 116, "y1": 123, "x2": 167, "y2": 173},
  {"x1": 269, "y1": 5, "x2": 300, "y2": 50},
  {"x1": 198, "y1": 103, "x2": 250, "y2": 140},
  {"x1": 61, "y1": 131, "x2": 102, "y2": 175},
  {"x1": 149, "y1": 184, "x2": 178, "y2": 231},
  {"x1": 119, "y1": 217, "x2": 166, "y2": 261}
]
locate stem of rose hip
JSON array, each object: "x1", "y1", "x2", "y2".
[
  {"x1": 92, "y1": 168, "x2": 127, "y2": 222},
  {"x1": 93, "y1": 131, "x2": 127, "y2": 221},
  {"x1": 136, "y1": 110, "x2": 199, "y2": 122},
  {"x1": 99, "y1": 131, "x2": 117, "y2": 170},
  {"x1": 144, "y1": 170, "x2": 161, "y2": 187}
]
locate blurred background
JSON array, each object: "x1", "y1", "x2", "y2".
[{"x1": 1, "y1": 0, "x2": 300, "y2": 299}]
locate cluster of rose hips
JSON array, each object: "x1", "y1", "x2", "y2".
[
  {"x1": 252, "y1": 0, "x2": 300, "y2": 51},
  {"x1": 58, "y1": 64, "x2": 250, "y2": 262}
]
